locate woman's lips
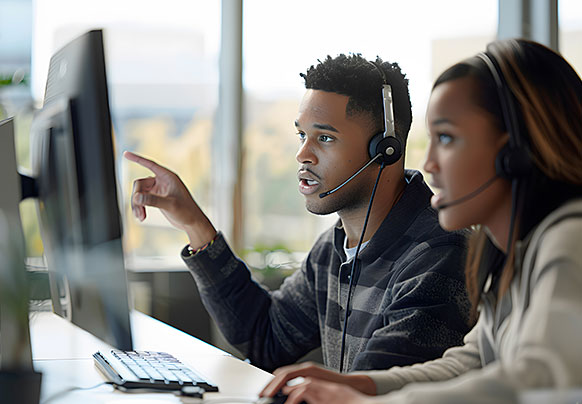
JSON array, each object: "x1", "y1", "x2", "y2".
[
  {"x1": 429, "y1": 179, "x2": 444, "y2": 209},
  {"x1": 431, "y1": 193, "x2": 444, "y2": 210}
]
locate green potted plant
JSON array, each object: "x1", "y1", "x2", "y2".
[
  {"x1": 0, "y1": 70, "x2": 28, "y2": 120},
  {"x1": 244, "y1": 243, "x2": 299, "y2": 291}
]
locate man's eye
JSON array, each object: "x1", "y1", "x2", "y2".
[
  {"x1": 438, "y1": 133, "x2": 454, "y2": 145},
  {"x1": 296, "y1": 132, "x2": 306, "y2": 142},
  {"x1": 319, "y1": 135, "x2": 333, "y2": 143}
]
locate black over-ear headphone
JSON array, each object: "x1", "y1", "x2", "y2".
[
  {"x1": 367, "y1": 61, "x2": 403, "y2": 166},
  {"x1": 477, "y1": 52, "x2": 532, "y2": 179}
]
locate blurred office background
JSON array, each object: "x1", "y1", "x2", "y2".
[{"x1": 1, "y1": 0, "x2": 581, "y2": 355}]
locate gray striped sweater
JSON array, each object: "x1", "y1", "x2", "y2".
[{"x1": 182, "y1": 170, "x2": 471, "y2": 372}]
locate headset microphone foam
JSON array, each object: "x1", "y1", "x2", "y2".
[{"x1": 436, "y1": 174, "x2": 499, "y2": 210}]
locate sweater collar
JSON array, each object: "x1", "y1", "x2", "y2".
[{"x1": 332, "y1": 169, "x2": 434, "y2": 260}]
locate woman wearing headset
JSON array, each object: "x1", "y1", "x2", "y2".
[{"x1": 260, "y1": 38, "x2": 582, "y2": 404}]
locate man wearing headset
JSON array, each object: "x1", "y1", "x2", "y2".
[{"x1": 125, "y1": 54, "x2": 471, "y2": 373}]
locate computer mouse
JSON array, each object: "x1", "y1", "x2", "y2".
[{"x1": 257, "y1": 391, "x2": 306, "y2": 404}]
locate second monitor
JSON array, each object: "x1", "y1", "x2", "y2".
[{"x1": 28, "y1": 29, "x2": 132, "y2": 350}]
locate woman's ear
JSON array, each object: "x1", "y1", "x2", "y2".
[{"x1": 495, "y1": 132, "x2": 510, "y2": 152}]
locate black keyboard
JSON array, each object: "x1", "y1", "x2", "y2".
[{"x1": 93, "y1": 349, "x2": 218, "y2": 392}]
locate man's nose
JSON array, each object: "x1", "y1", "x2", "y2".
[{"x1": 296, "y1": 139, "x2": 318, "y2": 165}]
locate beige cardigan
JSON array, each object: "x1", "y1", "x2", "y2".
[{"x1": 360, "y1": 199, "x2": 582, "y2": 404}]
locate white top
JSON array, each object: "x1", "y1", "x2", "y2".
[{"x1": 343, "y1": 237, "x2": 370, "y2": 262}]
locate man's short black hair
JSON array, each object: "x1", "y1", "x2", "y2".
[{"x1": 300, "y1": 53, "x2": 412, "y2": 147}]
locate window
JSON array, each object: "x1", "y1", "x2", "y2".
[
  {"x1": 29, "y1": 0, "x2": 220, "y2": 260},
  {"x1": 241, "y1": 0, "x2": 497, "y2": 265},
  {"x1": 559, "y1": 0, "x2": 582, "y2": 76}
]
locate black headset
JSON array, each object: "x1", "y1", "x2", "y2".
[
  {"x1": 477, "y1": 52, "x2": 532, "y2": 179},
  {"x1": 367, "y1": 61, "x2": 403, "y2": 166},
  {"x1": 336, "y1": 61, "x2": 403, "y2": 373},
  {"x1": 477, "y1": 49, "x2": 534, "y2": 291}
]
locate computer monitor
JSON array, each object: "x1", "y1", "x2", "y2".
[
  {"x1": 27, "y1": 29, "x2": 133, "y2": 350},
  {"x1": 0, "y1": 117, "x2": 34, "y2": 371}
]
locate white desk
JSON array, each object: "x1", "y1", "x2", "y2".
[{"x1": 30, "y1": 311, "x2": 274, "y2": 403}]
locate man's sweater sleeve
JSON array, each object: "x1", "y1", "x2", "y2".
[
  {"x1": 182, "y1": 232, "x2": 320, "y2": 371},
  {"x1": 352, "y1": 236, "x2": 471, "y2": 370}
]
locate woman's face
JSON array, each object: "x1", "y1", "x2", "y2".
[{"x1": 424, "y1": 76, "x2": 512, "y2": 238}]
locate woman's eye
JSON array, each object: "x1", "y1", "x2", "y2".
[
  {"x1": 319, "y1": 135, "x2": 333, "y2": 143},
  {"x1": 437, "y1": 133, "x2": 454, "y2": 145}
]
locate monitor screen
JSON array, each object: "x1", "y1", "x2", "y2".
[{"x1": 29, "y1": 29, "x2": 133, "y2": 350}]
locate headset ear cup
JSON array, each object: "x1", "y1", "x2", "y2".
[
  {"x1": 368, "y1": 133, "x2": 384, "y2": 161},
  {"x1": 495, "y1": 143, "x2": 511, "y2": 179},
  {"x1": 495, "y1": 143, "x2": 532, "y2": 179},
  {"x1": 368, "y1": 133, "x2": 402, "y2": 165}
]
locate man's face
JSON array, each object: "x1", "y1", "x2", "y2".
[{"x1": 295, "y1": 89, "x2": 377, "y2": 215}]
